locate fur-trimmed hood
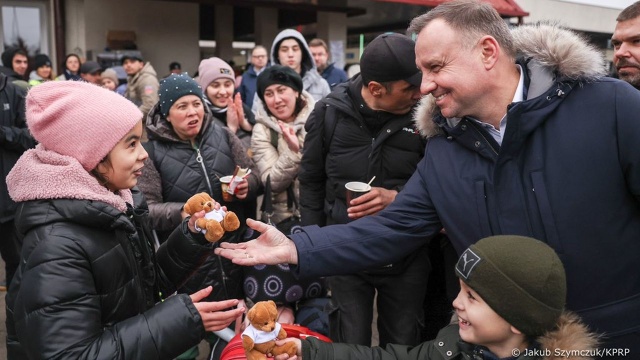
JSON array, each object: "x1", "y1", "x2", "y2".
[
  {"x1": 450, "y1": 311, "x2": 599, "y2": 359},
  {"x1": 536, "y1": 311, "x2": 599, "y2": 360},
  {"x1": 414, "y1": 23, "x2": 608, "y2": 138}
]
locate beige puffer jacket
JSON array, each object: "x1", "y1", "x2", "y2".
[{"x1": 251, "y1": 91, "x2": 315, "y2": 224}]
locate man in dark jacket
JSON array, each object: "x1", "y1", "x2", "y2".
[
  {"x1": 0, "y1": 47, "x2": 29, "y2": 90},
  {"x1": 309, "y1": 38, "x2": 348, "y2": 90},
  {"x1": 612, "y1": 1, "x2": 640, "y2": 89},
  {"x1": 0, "y1": 73, "x2": 34, "y2": 290},
  {"x1": 299, "y1": 33, "x2": 427, "y2": 347},
  {"x1": 238, "y1": 45, "x2": 269, "y2": 107},
  {"x1": 217, "y1": 2, "x2": 640, "y2": 359}
]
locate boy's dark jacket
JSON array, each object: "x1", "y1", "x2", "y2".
[
  {"x1": 301, "y1": 313, "x2": 597, "y2": 360},
  {"x1": 290, "y1": 24, "x2": 640, "y2": 338}
]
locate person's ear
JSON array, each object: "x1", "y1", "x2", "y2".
[
  {"x1": 367, "y1": 81, "x2": 385, "y2": 97},
  {"x1": 510, "y1": 325, "x2": 523, "y2": 335},
  {"x1": 479, "y1": 35, "x2": 500, "y2": 70}
]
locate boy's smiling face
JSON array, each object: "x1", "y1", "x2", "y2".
[{"x1": 453, "y1": 280, "x2": 525, "y2": 355}]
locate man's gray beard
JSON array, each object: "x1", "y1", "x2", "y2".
[{"x1": 619, "y1": 72, "x2": 640, "y2": 90}]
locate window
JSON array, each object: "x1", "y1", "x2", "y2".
[{"x1": 0, "y1": 1, "x2": 49, "y2": 59}]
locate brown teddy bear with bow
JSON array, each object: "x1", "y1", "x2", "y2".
[
  {"x1": 242, "y1": 300, "x2": 298, "y2": 360},
  {"x1": 183, "y1": 192, "x2": 240, "y2": 242}
]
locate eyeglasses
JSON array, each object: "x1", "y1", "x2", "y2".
[{"x1": 252, "y1": 55, "x2": 267, "y2": 59}]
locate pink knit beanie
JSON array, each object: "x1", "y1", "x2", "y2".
[
  {"x1": 26, "y1": 81, "x2": 143, "y2": 171},
  {"x1": 197, "y1": 57, "x2": 235, "y2": 89}
]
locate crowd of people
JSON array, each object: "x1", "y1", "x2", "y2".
[{"x1": 1, "y1": 0, "x2": 640, "y2": 359}]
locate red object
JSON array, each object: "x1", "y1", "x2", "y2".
[
  {"x1": 373, "y1": 0, "x2": 528, "y2": 17},
  {"x1": 220, "y1": 324, "x2": 331, "y2": 360}
]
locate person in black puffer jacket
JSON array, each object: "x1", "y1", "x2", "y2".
[
  {"x1": 0, "y1": 73, "x2": 35, "y2": 291},
  {"x1": 5, "y1": 81, "x2": 245, "y2": 360},
  {"x1": 137, "y1": 74, "x2": 261, "y2": 360}
]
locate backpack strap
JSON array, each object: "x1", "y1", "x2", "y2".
[
  {"x1": 269, "y1": 127, "x2": 279, "y2": 150},
  {"x1": 321, "y1": 103, "x2": 339, "y2": 155}
]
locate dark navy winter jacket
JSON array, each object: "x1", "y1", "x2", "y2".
[{"x1": 289, "y1": 24, "x2": 640, "y2": 339}]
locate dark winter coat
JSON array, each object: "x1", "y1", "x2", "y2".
[
  {"x1": 138, "y1": 102, "x2": 261, "y2": 301},
  {"x1": 299, "y1": 75, "x2": 426, "y2": 227},
  {"x1": 238, "y1": 64, "x2": 261, "y2": 108},
  {"x1": 320, "y1": 63, "x2": 348, "y2": 90},
  {"x1": 301, "y1": 313, "x2": 598, "y2": 360},
  {"x1": 6, "y1": 188, "x2": 211, "y2": 359},
  {"x1": 290, "y1": 24, "x2": 640, "y2": 339},
  {"x1": 0, "y1": 74, "x2": 34, "y2": 223}
]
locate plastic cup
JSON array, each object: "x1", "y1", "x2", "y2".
[
  {"x1": 220, "y1": 175, "x2": 233, "y2": 202},
  {"x1": 345, "y1": 181, "x2": 371, "y2": 205}
]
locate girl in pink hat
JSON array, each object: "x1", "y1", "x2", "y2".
[{"x1": 5, "y1": 81, "x2": 245, "y2": 359}]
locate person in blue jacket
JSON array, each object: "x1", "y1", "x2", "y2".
[
  {"x1": 308, "y1": 38, "x2": 347, "y2": 90},
  {"x1": 238, "y1": 45, "x2": 269, "y2": 108},
  {"x1": 217, "y1": 1, "x2": 640, "y2": 358}
]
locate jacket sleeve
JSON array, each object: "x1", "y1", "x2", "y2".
[
  {"x1": 227, "y1": 128, "x2": 261, "y2": 201},
  {"x1": 155, "y1": 219, "x2": 213, "y2": 291},
  {"x1": 291, "y1": 152, "x2": 443, "y2": 279},
  {"x1": 251, "y1": 122, "x2": 302, "y2": 194},
  {"x1": 0, "y1": 84, "x2": 35, "y2": 151},
  {"x1": 137, "y1": 156, "x2": 184, "y2": 231},
  {"x1": 15, "y1": 235, "x2": 204, "y2": 360},
  {"x1": 299, "y1": 102, "x2": 328, "y2": 226},
  {"x1": 238, "y1": 78, "x2": 248, "y2": 104},
  {"x1": 616, "y1": 81, "x2": 640, "y2": 204},
  {"x1": 137, "y1": 74, "x2": 160, "y2": 116},
  {"x1": 302, "y1": 337, "x2": 440, "y2": 360}
]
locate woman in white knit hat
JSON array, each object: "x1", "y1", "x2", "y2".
[{"x1": 5, "y1": 80, "x2": 245, "y2": 359}]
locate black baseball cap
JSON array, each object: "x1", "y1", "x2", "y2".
[
  {"x1": 360, "y1": 33, "x2": 421, "y2": 87},
  {"x1": 79, "y1": 61, "x2": 103, "y2": 75},
  {"x1": 121, "y1": 54, "x2": 144, "y2": 64}
]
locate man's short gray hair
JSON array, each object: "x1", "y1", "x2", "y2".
[{"x1": 407, "y1": 0, "x2": 516, "y2": 58}]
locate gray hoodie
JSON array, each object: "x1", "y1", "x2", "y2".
[{"x1": 270, "y1": 29, "x2": 331, "y2": 102}]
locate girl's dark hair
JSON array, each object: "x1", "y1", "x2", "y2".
[
  {"x1": 64, "y1": 53, "x2": 82, "y2": 71},
  {"x1": 90, "y1": 156, "x2": 112, "y2": 187}
]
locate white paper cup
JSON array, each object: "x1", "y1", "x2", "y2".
[
  {"x1": 220, "y1": 175, "x2": 233, "y2": 202},
  {"x1": 345, "y1": 181, "x2": 372, "y2": 204}
]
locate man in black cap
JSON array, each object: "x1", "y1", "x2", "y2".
[
  {"x1": 79, "y1": 61, "x2": 103, "y2": 85},
  {"x1": 297, "y1": 33, "x2": 428, "y2": 347},
  {"x1": 121, "y1": 54, "x2": 159, "y2": 122}
]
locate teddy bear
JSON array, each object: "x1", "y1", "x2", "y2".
[
  {"x1": 183, "y1": 192, "x2": 241, "y2": 242},
  {"x1": 242, "y1": 300, "x2": 298, "y2": 360}
]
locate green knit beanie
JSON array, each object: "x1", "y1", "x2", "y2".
[{"x1": 455, "y1": 235, "x2": 566, "y2": 337}]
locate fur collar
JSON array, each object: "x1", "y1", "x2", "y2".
[
  {"x1": 450, "y1": 311, "x2": 599, "y2": 359},
  {"x1": 537, "y1": 311, "x2": 599, "y2": 360},
  {"x1": 414, "y1": 23, "x2": 607, "y2": 138}
]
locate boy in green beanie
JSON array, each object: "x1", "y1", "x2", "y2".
[{"x1": 274, "y1": 236, "x2": 598, "y2": 360}]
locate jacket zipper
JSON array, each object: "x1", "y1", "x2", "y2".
[{"x1": 190, "y1": 139, "x2": 231, "y2": 298}]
